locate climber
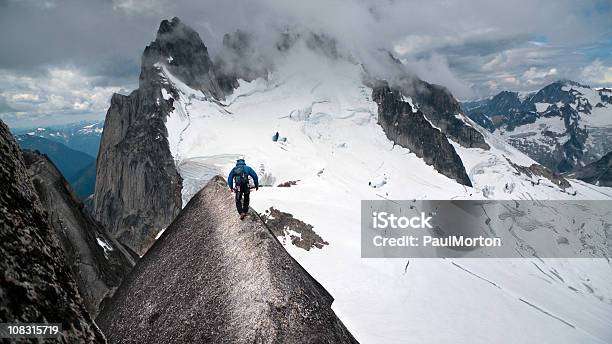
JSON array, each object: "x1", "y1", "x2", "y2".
[{"x1": 227, "y1": 158, "x2": 259, "y2": 220}]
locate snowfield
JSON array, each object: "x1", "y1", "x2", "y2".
[
  {"x1": 493, "y1": 83, "x2": 612, "y2": 169},
  {"x1": 159, "y1": 48, "x2": 612, "y2": 344}
]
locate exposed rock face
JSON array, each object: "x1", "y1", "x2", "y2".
[
  {"x1": 23, "y1": 150, "x2": 135, "y2": 317},
  {"x1": 372, "y1": 84, "x2": 473, "y2": 186},
  {"x1": 97, "y1": 176, "x2": 358, "y2": 344},
  {"x1": 504, "y1": 157, "x2": 571, "y2": 190},
  {"x1": 462, "y1": 80, "x2": 612, "y2": 173},
  {"x1": 93, "y1": 19, "x2": 191, "y2": 256},
  {"x1": 261, "y1": 207, "x2": 329, "y2": 250},
  {"x1": 566, "y1": 151, "x2": 612, "y2": 187},
  {"x1": 401, "y1": 78, "x2": 490, "y2": 150},
  {"x1": 0, "y1": 120, "x2": 106, "y2": 343},
  {"x1": 149, "y1": 17, "x2": 224, "y2": 98}
]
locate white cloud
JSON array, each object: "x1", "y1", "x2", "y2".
[
  {"x1": 0, "y1": 67, "x2": 121, "y2": 117},
  {"x1": 580, "y1": 59, "x2": 612, "y2": 85},
  {"x1": 402, "y1": 54, "x2": 475, "y2": 100},
  {"x1": 1, "y1": 0, "x2": 611, "y2": 110},
  {"x1": 111, "y1": 0, "x2": 171, "y2": 15},
  {"x1": 522, "y1": 67, "x2": 558, "y2": 85},
  {"x1": 394, "y1": 28, "x2": 497, "y2": 56}
]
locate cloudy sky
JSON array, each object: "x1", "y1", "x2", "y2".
[{"x1": 1, "y1": 0, "x2": 611, "y2": 128}]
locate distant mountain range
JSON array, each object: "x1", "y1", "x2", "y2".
[
  {"x1": 15, "y1": 128, "x2": 100, "y2": 200},
  {"x1": 462, "y1": 80, "x2": 612, "y2": 173},
  {"x1": 12, "y1": 121, "x2": 104, "y2": 157}
]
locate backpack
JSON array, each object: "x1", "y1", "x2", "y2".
[{"x1": 233, "y1": 165, "x2": 249, "y2": 189}]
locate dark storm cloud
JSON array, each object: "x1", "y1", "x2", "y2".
[{"x1": 0, "y1": 0, "x2": 611, "y2": 126}]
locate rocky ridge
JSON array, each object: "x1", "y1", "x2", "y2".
[
  {"x1": 24, "y1": 150, "x2": 134, "y2": 317},
  {"x1": 0, "y1": 119, "x2": 106, "y2": 343},
  {"x1": 97, "y1": 176, "x2": 358, "y2": 344}
]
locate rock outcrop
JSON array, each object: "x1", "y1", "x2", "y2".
[
  {"x1": 93, "y1": 19, "x2": 193, "y2": 255},
  {"x1": 401, "y1": 78, "x2": 490, "y2": 150},
  {"x1": 0, "y1": 120, "x2": 106, "y2": 343},
  {"x1": 97, "y1": 176, "x2": 358, "y2": 344},
  {"x1": 566, "y1": 150, "x2": 612, "y2": 187},
  {"x1": 24, "y1": 150, "x2": 135, "y2": 317},
  {"x1": 146, "y1": 17, "x2": 224, "y2": 99},
  {"x1": 372, "y1": 84, "x2": 473, "y2": 186},
  {"x1": 261, "y1": 207, "x2": 329, "y2": 251}
]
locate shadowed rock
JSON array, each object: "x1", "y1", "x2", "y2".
[
  {"x1": 0, "y1": 120, "x2": 106, "y2": 343},
  {"x1": 146, "y1": 17, "x2": 224, "y2": 99},
  {"x1": 23, "y1": 150, "x2": 135, "y2": 317},
  {"x1": 94, "y1": 18, "x2": 247, "y2": 256},
  {"x1": 93, "y1": 19, "x2": 187, "y2": 256},
  {"x1": 373, "y1": 84, "x2": 473, "y2": 186},
  {"x1": 97, "y1": 176, "x2": 358, "y2": 344},
  {"x1": 401, "y1": 78, "x2": 490, "y2": 150},
  {"x1": 566, "y1": 151, "x2": 612, "y2": 187}
]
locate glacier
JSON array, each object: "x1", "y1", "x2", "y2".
[{"x1": 154, "y1": 43, "x2": 612, "y2": 344}]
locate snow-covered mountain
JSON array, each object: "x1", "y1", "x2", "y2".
[
  {"x1": 462, "y1": 81, "x2": 612, "y2": 173},
  {"x1": 13, "y1": 120, "x2": 104, "y2": 157},
  {"x1": 95, "y1": 18, "x2": 612, "y2": 344}
]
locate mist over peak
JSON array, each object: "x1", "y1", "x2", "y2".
[{"x1": 1, "y1": 0, "x2": 610, "y2": 126}]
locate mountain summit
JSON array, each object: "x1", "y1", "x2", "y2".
[{"x1": 144, "y1": 17, "x2": 224, "y2": 99}]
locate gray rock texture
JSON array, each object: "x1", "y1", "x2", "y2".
[
  {"x1": 0, "y1": 119, "x2": 106, "y2": 343},
  {"x1": 504, "y1": 157, "x2": 571, "y2": 190},
  {"x1": 146, "y1": 17, "x2": 224, "y2": 99},
  {"x1": 401, "y1": 78, "x2": 490, "y2": 150},
  {"x1": 97, "y1": 176, "x2": 358, "y2": 344},
  {"x1": 261, "y1": 207, "x2": 329, "y2": 251},
  {"x1": 566, "y1": 151, "x2": 612, "y2": 187},
  {"x1": 23, "y1": 150, "x2": 135, "y2": 317},
  {"x1": 372, "y1": 84, "x2": 473, "y2": 186},
  {"x1": 93, "y1": 19, "x2": 191, "y2": 256}
]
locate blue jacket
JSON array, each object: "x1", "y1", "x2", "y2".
[{"x1": 228, "y1": 159, "x2": 259, "y2": 189}]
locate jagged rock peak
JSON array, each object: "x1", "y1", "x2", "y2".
[
  {"x1": 372, "y1": 84, "x2": 473, "y2": 186},
  {"x1": 369, "y1": 51, "x2": 489, "y2": 150},
  {"x1": 97, "y1": 176, "x2": 358, "y2": 344},
  {"x1": 142, "y1": 16, "x2": 223, "y2": 98}
]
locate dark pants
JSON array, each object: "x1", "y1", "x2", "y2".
[{"x1": 235, "y1": 188, "x2": 250, "y2": 214}]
